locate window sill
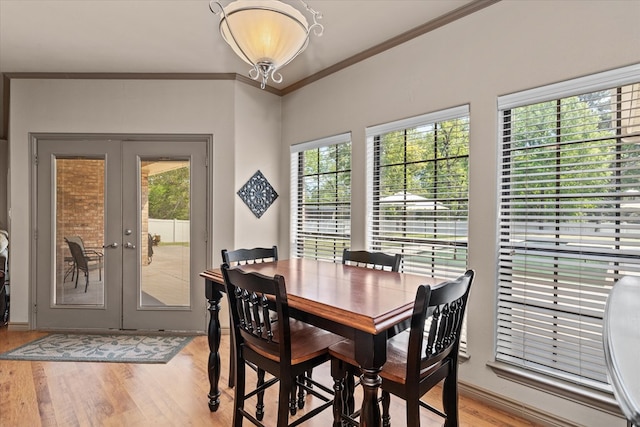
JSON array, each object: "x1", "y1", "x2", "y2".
[{"x1": 487, "y1": 361, "x2": 622, "y2": 417}]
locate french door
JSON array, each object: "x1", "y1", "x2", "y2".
[{"x1": 35, "y1": 136, "x2": 209, "y2": 332}]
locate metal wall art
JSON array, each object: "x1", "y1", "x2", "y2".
[{"x1": 237, "y1": 170, "x2": 278, "y2": 218}]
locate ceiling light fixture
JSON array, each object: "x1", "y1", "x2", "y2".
[{"x1": 210, "y1": 0, "x2": 324, "y2": 89}]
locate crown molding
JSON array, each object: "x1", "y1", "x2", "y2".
[{"x1": 2, "y1": 72, "x2": 283, "y2": 96}]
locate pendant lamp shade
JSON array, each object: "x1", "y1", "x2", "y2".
[
  {"x1": 220, "y1": 1, "x2": 308, "y2": 68},
  {"x1": 211, "y1": 0, "x2": 323, "y2": 89}
]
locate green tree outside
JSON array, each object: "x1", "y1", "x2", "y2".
[{"x1": 148, "y1": 166, "x2": 190, "y2": 220}]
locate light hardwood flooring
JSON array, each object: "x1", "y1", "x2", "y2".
[{"x1": 0, "y1": 328, "x2": 540, "y2": 427}]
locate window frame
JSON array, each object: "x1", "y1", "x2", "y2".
[
  {"x1": 495, "y1": 63, "x2": 640, "y2": 398},
  {"x1": 290, "y1": 133, "x2": 352, "y2": 262},
  {"x1": 365, "y1": 105, "x2": 470, "y2": 279}
]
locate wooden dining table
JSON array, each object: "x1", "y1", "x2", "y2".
[{"x1": 201, "y1": 258, "x2": 442, "y2": 427}]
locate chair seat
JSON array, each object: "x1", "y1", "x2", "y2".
[
  {"x1": 329, "y1": 331, "x2": 445, "y2": 385},
  {"x1": 248, "y1": 319, "x2": 344, "y2": 365}
]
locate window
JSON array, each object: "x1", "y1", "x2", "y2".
[
  {"x1": 366, "y1": 106, "x2": 470, "y2": 280},
  {"x1": 290, "y1": 133, "x2": 351, "y2": 262},
  {"x1": 497, "y1": 64, "x2": 640, "y2": 392}
]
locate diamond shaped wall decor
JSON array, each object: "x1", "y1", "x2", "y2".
[{"x1": 237, "y1": 170, "x2": 279, "y2": 218}]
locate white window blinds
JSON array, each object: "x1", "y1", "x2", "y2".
[
  {"x1": 290, "y1": 133, "x2": 351, "y2": 262},
  {"x1": 366, "y1": 106, "x2": 470, "y2": 280},
  {"x1": 497, "y1": 64, "x2": 640, "y2": 392}
]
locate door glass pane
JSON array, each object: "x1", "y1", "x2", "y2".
[
  {"x1": 55, "y1": 158, "x2": 105, "y2": 306},
  {"x1": 140, "y1": 160, "x2": 191, "y2": 307}
]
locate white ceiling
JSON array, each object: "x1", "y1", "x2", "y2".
[{"x1": 0, "y1": 0, "x2": 476, "y2": 90}]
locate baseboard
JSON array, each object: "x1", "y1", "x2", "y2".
[
  {"x1": 7, "y1": 322, "x2": 29, "y2": 331},
  {"x1": 459, "y1": 381, "x2": 581, "y2": 427}
]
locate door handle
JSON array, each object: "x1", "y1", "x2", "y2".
[
  {"x1": 104, "y1": 242, "x2": 119, "y2": 249},
  {"x1": 124, "y1": 242, "x2": 136, "y2": 249}
]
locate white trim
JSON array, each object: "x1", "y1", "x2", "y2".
[
  {"x1": 290, "y1": 151, "x2": 298, "y2": 258},
  {"x1": 290, "y1": 132, "x2": 351, "y2": 153},
  {"x1": 365, "y1": 104, "x2": 470, "y2": 137},
  {"x1": 486, "y1": 362, "x2": 622, "y2": 418},
  {"x1": 365, "y1": 133, "x2": 374, "y2": 250},
  {"x1": 290, "y1": 136, "x2": 352, "y2": 262},
  {"x1": 495, "y1": 67, "x2": 640, "y2": 392},
  {"x1": 498, "y1": 63, "x2": 640, "y2": 110},
  {"x1": 459, "y1": 380, "x2": 602, "y2": 427},
  {"x1": 6, "y1": 322, "x2": 30, "y2": 331}
]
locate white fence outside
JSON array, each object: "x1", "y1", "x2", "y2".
[{"x1": 148, "y1": 219, "x2": 190, "y2": 243}]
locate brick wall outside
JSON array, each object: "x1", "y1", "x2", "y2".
[{"x1": 56, "y1": 159, "x2": 105, "y2": 278}]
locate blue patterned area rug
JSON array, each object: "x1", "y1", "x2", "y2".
[{"x1": 0, "y1": 334, "x2": 193, "y2": 363}]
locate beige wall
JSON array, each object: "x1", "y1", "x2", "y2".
[
  {"x1": 233, "y1": 82, "x2": 282, "y2": 249},
  {"x1": 8, "y1": 78, "x2": 281, "y2": 329},
  {"x1": 280, "y1": 1, "x2": 640, "y2": 426}
]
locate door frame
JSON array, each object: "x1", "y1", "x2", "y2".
[{"x1": 30, "y1": 133, "x2": 214, "y2": 332}]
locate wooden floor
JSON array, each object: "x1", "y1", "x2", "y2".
[{"x1": 0, "y1": 328, "x2": 539, "y2": 427}]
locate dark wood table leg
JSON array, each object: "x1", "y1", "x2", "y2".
[
  {"x1": 354, "y1": 330, "x2": 387, "y2": 427},
  {"x1": 359, "y1": 367, "x2": 382, "y2": 427},
  {"x1": 206, "y1": 283, "x2": 223, "y2": 412}
]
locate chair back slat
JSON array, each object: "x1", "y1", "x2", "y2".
[
  {"x1": 342, "y1": 248, "x2": 402, "y2": 272},
  {"x1": 222, "y1": 246, "x2": 278, "y2": 266},
  {"x1": 261, "y1": 295, "x2": 274, "y2": 341},
  {"x1": 406, "y1": 270, "x2": 474, "y2": 379},
  {"x1": 235, "y1": 288, "x2": 247, "y2": 330},
  {"x1": 242, "y1": 289, "x2": 255, "y2": 333},
  {"x1": 425, "y1": 306, "x2": 439, "y2": 354},
  {"x1": 250, "y1": 292, "x2": 264, "y2": 336}
]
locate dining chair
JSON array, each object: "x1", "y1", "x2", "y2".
[
  {"x1": 221, "y1": 263, "x2": 342, "y2": 427},
  {"x1": 65, "y1": 237, "x2": 104, "y2": 292},
  {"x1": 342, "y1": 248, "x2": 402, "y2": 272},
  {"x1": 330, "y1": 269, "x2": 474, "y2": 427},
  {"x1": 221, "y1": 246, "x2": 279, "y2": 388},
  {"x1": 64, "y1": 236, "x2": 103, "y2": 284},
  {"x1": 147, "y1": 233, "x2": 154, "y2": 264}
]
